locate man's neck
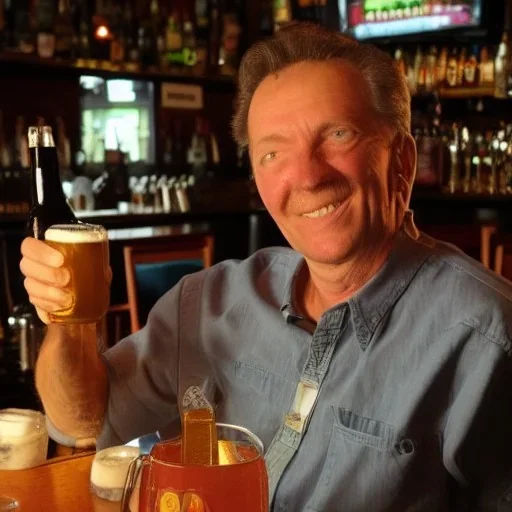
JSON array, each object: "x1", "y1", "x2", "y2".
[{"x1": 296, "y1": 236, "x2": 397, "y2": 323}]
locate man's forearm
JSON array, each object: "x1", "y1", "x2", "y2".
[{"x1": 35, "y1": 322, "x2": 108, "y2": 444}]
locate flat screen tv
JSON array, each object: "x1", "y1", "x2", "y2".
[{"x1": 339, "y1": 1, "x2": 484, "y2": 41}]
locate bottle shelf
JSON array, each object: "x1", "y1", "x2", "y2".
[
  {"x1": 0, "y1": 52, "x2": 237, "y2": 89},
  {"x1": 411, "y1": 188, "x2": 512, "y2": 206},
  {"x1": 412, "y1": 85, "x2": 501, "y2": 100},
  {"x1": 437, "y1": 86, "x2": 497, "y2": 99}
]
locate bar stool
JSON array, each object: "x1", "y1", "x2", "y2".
[{"x1": 124, "y1": 233, "x2": 214, "y2": 333}]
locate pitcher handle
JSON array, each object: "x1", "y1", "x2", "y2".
[{"x1": 121, "y1": 454, "x2": 149, "y2": 512}]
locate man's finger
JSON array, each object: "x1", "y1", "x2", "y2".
[
  {"x1": 20, "y1": 238, "x2": 64, "y2": 268},
  {"x1": 20, "y1": 258, "x2": 70, "y2": 288}
]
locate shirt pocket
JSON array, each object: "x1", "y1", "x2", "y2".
[
  {"x1": 216, "y1": 360, "x2": 293, "y2": 449},
  {"x1": 306, "y1": 407, "x2": 428, "y2": 512}
]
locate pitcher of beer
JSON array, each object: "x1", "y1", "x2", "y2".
[
  {"x1": 27, "y1": 126, "x2": 110, "y2": 324},
  {"x1": 123, "y1": 423, "x2": 269, "y2": 512}
]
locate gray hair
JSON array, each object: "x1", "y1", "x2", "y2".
[{"x1": 232, "y1": 23, "x2": 411, "y2": 149}]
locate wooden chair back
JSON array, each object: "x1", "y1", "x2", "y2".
[
  {"x1": 124, "y1": 233, "x2": 214, "y2": 333},
  {"x1": 494, "y1": 242, "x2": 512, "y2": 281}
]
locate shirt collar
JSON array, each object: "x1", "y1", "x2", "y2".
[
  {"x1": 280, "y1": 258, "x2": 307, "y2": 323},
  {"x1": 347, "y1": 228, "x2": 430, "y2": 350},
  {"x1": 280, "y1": 224, "x2": 430, "y2": 349}
]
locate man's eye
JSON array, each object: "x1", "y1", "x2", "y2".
[
  {"x1": 261, "y1": 152, "x2": 277, "y2": 165},
  {"x1": 332, "y1": 129, "x2": 354, "y2": 140}
]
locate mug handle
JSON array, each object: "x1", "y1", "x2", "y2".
[{"x1": 121, "y1": 454, "x2": 149, "y2": 512}]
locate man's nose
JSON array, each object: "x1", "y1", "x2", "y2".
[{"x1": 290, "y1": 152, "x2": 333, "y2": 189}]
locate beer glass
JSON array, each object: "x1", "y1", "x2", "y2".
[
  {"x1": 44, "y1": 223, "x2": 110, "y2": 324},
  {"x1": 123, "y1": 423, "x2": 269, "y2": 512}
]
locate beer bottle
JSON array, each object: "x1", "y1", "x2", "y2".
[{"x1": 27, "y1": 126, "x2": 77, "y2": 240}]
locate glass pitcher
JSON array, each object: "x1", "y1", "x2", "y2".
[{"x1": 122, "y1": 423, "x2": 268, "y2": 512}]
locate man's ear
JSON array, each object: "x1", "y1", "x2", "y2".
[
  {"x1": 394, "y1": 134, "x2": 416, "y2": 209},
  {"x1": 400, "y1": 134, "x2": 416, "y2": 186}
]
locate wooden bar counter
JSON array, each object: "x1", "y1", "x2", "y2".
[{"x1": 0, "y1": 452, "x2": 120, "y2": 511}]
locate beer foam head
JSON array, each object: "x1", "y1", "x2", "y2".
[{"x1": 45, "y1": 223, "x2": 108, "y2": 243}]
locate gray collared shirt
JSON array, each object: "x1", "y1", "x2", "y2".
[{"x1": 99, "y1": 229, "x2": 512, "y2": 511}]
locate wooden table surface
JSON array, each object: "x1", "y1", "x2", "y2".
[{"x1": 0, "y1": 453, "x2": 120, "y2": 512}]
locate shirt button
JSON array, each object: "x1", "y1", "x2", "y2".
[{"x1": 396, "y1": 438, "x2": 415, "y2": 455}]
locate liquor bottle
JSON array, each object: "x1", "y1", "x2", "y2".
[
  {"x1": 479, "y1": 46, "x2": 494, "y2": 86},
  {"x1": 456, "y1": 47, "x2": 467, "y2": 87},
  {"x1": 412, "y1": 46, "x2": 423, "y2": 94},
  {"x1": 149, "y1": 0, "x2": 165, "y2": 69},
  {"x1": 16, "y1": 0, "x2": 36, "y2": 54},
  {"x1": 460, "y1": 126, "x2": 473, "y2": 193},
  {"x1": 187, "y1": 117, "x2": 208, "y2": 178},
  {"x1": 27, "y1": 126, "x2": 77, "y2": 240},
  {"x1": 219, "y1": 11, "x2": 241, "y2": 76},
  {"x1": 76, "y1": 0, "x2": 91, "y2": 65},
  {"x1": 495, "y1": 32, "x2": 510, "y2": 99},
  {"x1": 138, "y1": 15, "x2": 158, "y2": 69},
  {"x1": 123, "y1": 1, "x2": 139, "y2": 70},
  {"x1": 447, "y1": 123, "x2": 460, "y2": 193},
  {"x1": 445, "y1": 48, "x2": 458, "y2": 88},
  {"x1": 436, "y1": 47, "x2": 448, "y2": 86},
  {"x1": 109, "y1": 3, "x2": 125, "y2": 65},
  {"x1": 2, "y1": 0, "x2": 15, "y2": 51},
  {"x1": 274, "y1": 0, "x2": 292, "y2": 31},
  {"x1": 416, "y1": 49, "x2": 427, "y2": 93},
  {"x1": 209, "y1": 0, "x2": 222, "y2": 72},
  {"x1": 425, "y1": 45, "x2": 437, "y2": 92},
  {"x1": 54, "y1": 0, "x2": 74, "y2": 60},
  {"x1": 414, "y1": 122, "x2": 442, "y2": 188},
  {"x1": 183, "y1": 19, "x2": 197, "y2": 67},
  {"x1": 165, "y1": 13, "x2": 183, "y2": 67},
  {"x1": 36, "y1": 0, "x2": 56, "y2": 58},
  {"x1": 394, "y1": 47, "x2": 406, "y2": 77},
  {"x1": 195, "y1": 0, "x2": 209, "y2": 74},
  {"x1": 463, "y1": 46, "x2": 479, "y2": 87}
]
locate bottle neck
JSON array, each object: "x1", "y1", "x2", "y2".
[{"x1": 29, "y1": 146, "x2": 68, "y2": 207}]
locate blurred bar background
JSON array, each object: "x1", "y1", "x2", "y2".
[{"x1": 1, "y1": 0, "x2": 512, "y2": 407}]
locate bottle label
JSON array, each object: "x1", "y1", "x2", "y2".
[
  {"x1": 167, "y1": 32, "x2": 182, "y2": 51},
  {"x1": 37, "y1": 33, "x2": 56, "y2": 59},
  {"x1": 446, "y1": 63, "x2": 457, "y2": 87},
  {"x1": 464, "y1": 65, "x2": 476, "y2": 85},
  {"x1": 36, "y1": 167, "x2": 44, "y2": 204}
]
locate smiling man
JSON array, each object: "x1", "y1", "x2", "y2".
[
  {"x1": 20, "y1": 23, "x2": 512, "y2": 511},
  {"x1": 245, "y1": 57, "x2": 413, "y2": 320}
]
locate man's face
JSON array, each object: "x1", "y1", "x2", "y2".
[{"x1": 248, "y1": 60, "x2": 404, "y2": 267}]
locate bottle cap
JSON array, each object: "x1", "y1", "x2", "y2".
[
  {"x1": 41, "y1": 126, "x2": 55, "y2": 148},
  {"x1": 27, "y1": 126, "x2": 55, "y2": 148},
  {"x1": 27, "y1": 127, "x2": 40, "y2": 148}
]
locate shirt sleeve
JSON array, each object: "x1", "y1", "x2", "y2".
[
  {"x1": 96, "y1": 279, "x2": 184, "y2": 450},
  {"x1": 442, "y1": 330, "x2": 512, "y2": 511}
]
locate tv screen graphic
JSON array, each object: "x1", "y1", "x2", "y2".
[{"x1": 341, "y1": 1, "x2": 483, "y2": 40}]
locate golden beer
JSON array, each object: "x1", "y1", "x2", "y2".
[{"x1": 44, "y1": 224, "x2": 110, "y2": 324}]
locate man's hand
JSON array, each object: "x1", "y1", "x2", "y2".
[{"x1": 20, "y1": 237, "x2": 113, "y2": 324}]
